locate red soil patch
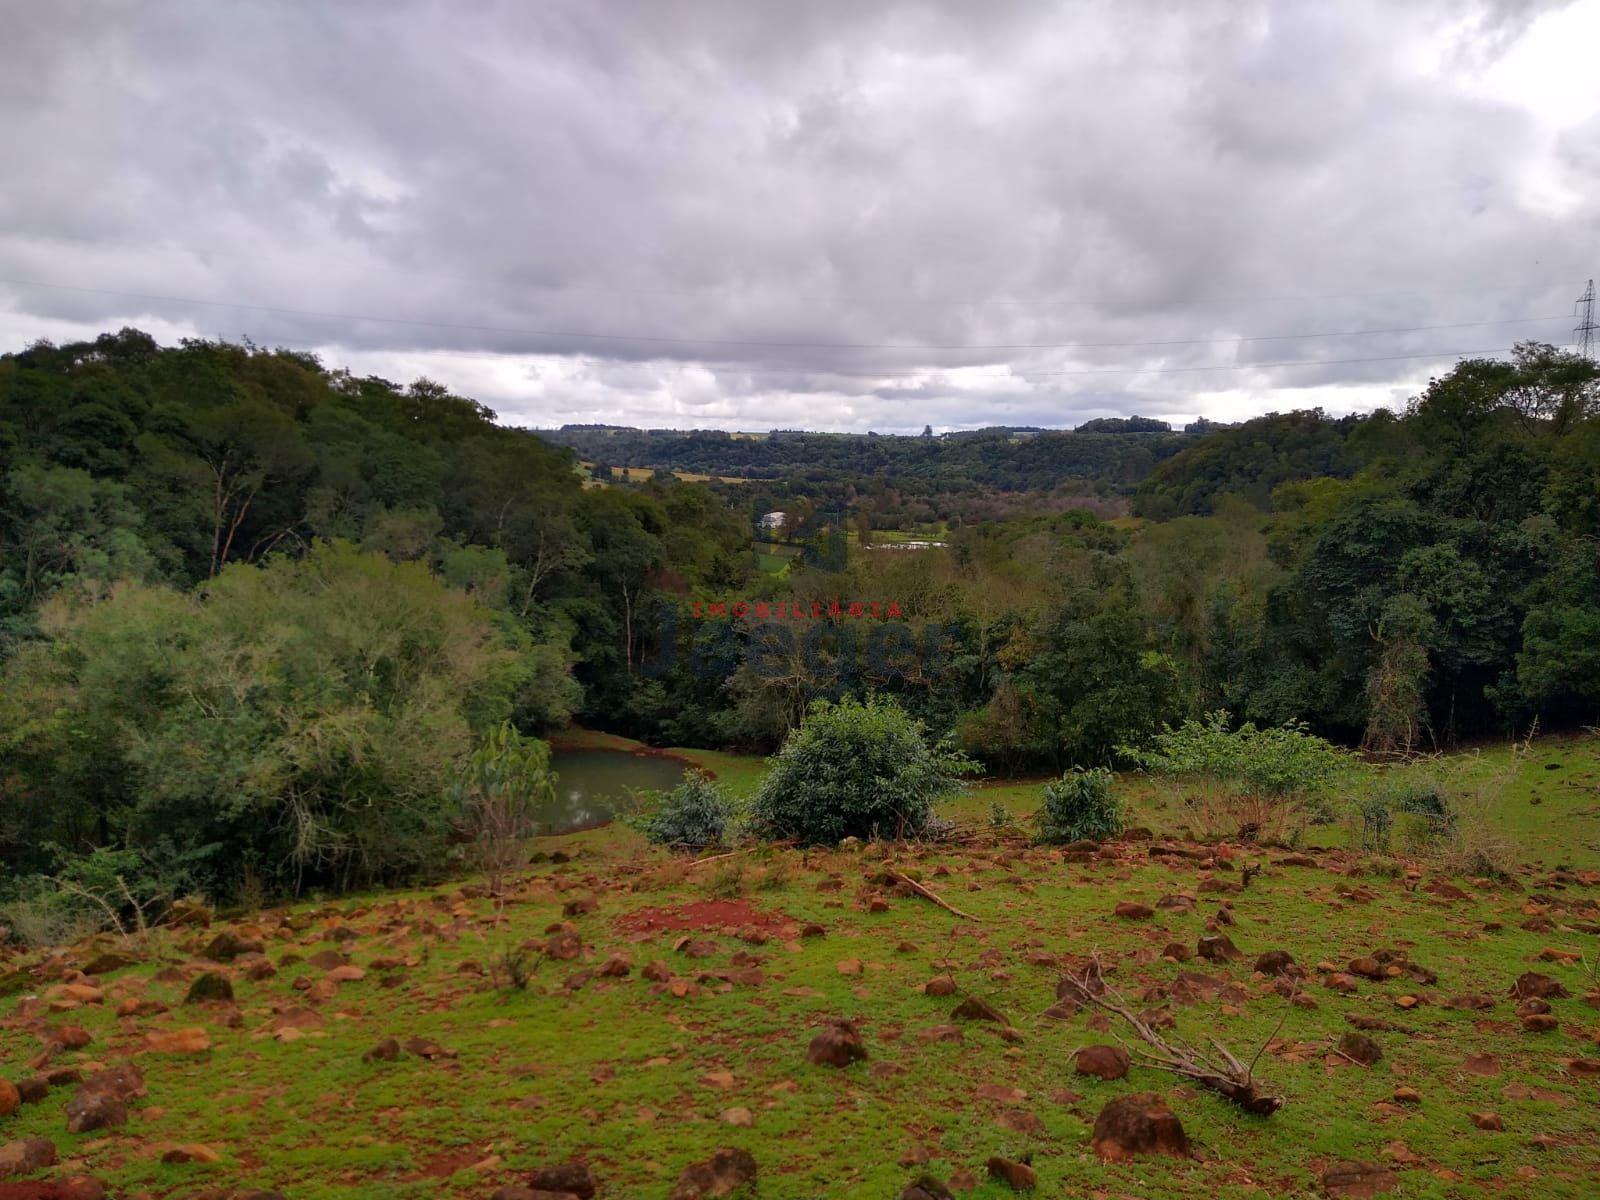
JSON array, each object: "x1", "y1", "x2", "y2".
[
  {"x1": 0, "y1": 1187, "x2": 85, "y2": 1199},
  {"x1": 614, "y1": 899, "x2": 795, "y2": 934},
  {"x1": 407, "y1": 1148, "x2": 488, "y2": 1180}
]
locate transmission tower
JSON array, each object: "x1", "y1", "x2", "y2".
[{"x1": 1576, "y1": 278, "x2": 1595, "y2": 360}]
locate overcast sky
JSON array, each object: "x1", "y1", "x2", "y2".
[{"x1": 2, "y1": 0, "x2": 1597, "y2": 434}]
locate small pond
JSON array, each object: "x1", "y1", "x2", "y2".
[{"x1": 540, "y1": 748, "x2": 694, "y2": 836}]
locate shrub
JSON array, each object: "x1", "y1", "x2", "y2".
[
  {"x1": 632, "y1": 770, "x2": 735, "y2": 854},
  {"x1": 0, "y1": 541, "x2": 537, "y2": 899},
  {"x1": 1121, "y1": 710, "x2": 1357, "y2": 841},
  {"x1": 749, "y1": 694, "x2": 975, "y2": 845},
  {"x1": 446, "y1": 722, "x2": 556, "y2": 892},
  {"x1": 1036, "y1": 767, "x2": 1123, "y2": 844}
]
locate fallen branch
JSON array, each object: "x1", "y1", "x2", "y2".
[
  {"x1": 884, "y1": 868, "x2": 982, "y2": 922},
  {"x1": 1059, "y1": 961, "x2": 1285, "y2": 1115}
]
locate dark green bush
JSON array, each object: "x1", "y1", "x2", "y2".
[
  {"x1": 632, "y1": 770, "x2": 735, "y2": 853},
  {"x1": 1036, "y1": 767, "x2": 1123, "y2": 844},
  {"x1": 749, "y1": 695, "x2": 973, "y2": 845}
]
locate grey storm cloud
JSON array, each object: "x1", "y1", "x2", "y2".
[{"x1": 0, "y1": 0, "x2": 1595, "y2": 432}]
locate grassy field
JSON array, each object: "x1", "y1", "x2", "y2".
[{"x1": 1, "y1": 735, "x2": 1597, "y2": 1198}]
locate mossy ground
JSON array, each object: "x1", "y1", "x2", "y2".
[{"x1": 1, "y1": 735, "x2": 1597, "y2": 1198}]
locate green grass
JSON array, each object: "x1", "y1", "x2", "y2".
[{"x1": 3, "y1": 733, "x2": 1597, "y2": 1198}]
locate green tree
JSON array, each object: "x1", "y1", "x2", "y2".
[{"x1": 750, "y1": 694, "x2": 974, "y2": 844}]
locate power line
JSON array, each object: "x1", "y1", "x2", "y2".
[{"x1": 0, "y1": 276, "x2": 1573, "y2": 354}]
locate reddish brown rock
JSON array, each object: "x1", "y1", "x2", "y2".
[
  {"x1": 1254, "y1": 950, "x2": 1298, "y2": 977},
  {"x1": 1114, "y1": 902, "x2": 1154, "y2": 920},
  {"x1": 0, "y1": 1080, "x2": 18, "y2": 1118},
  {"x1": 923, "y1": 976, "x2": 958, "y2": 997},
  {"x1": 545, "y1": 931, "x2": 583, "y2": 960},
  {"x1": 1197, "y1": 934, "x2": 1242, "y2": 963},
  {"x1": 668, "y1": 1148, "x2": 756, "y2": 1200},
  {"x1": 64, "y1": 1090, "x2": 126, "y2": 1134},
  {"x1": 1074, "y1": 1044, "x2": 1131, "y2": 1081},
  {"x1": 1321, "y1": 1160, "x2": 1398, "y2": 1197},
  {"x1": 0, "y1": 1136, "x2": 58, "y2": 1178},
  {"x1": 528, "y1": 1162, "x2": 596, "y2": 1198},
  {"x1": 807, "y1": 1021, "x2": 867, "y2": 1067},
  {"x1": 1337, "y1": 1032, "x2": 1383, "y2": 1066},
  {"x1": 951, "y1": 995, "x2": 1006, "y2": 1023},
  {"x1": 1090, "y1": 1092, "x2": 1190, "y2": 1162},
  {"x1": 1510, "y1": 972, "x2": 1570, "y2": 1000},
  {"x1": 984, "y1": 1156, "x2": 1037, "y2": 1191},
  {"x1": 1470, "y1": 1112, "x2": 1505, "y2": 1131},
  {"x1": 201, "y1": 931, "x2": 262, "y2": 961},
  {"x1": 362, "y1": 1038, "x2": 401, "y2": 1063}
]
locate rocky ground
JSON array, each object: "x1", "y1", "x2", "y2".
[{"x1": 3, "y1": 819, "x2": 1599, "y2": 1199}]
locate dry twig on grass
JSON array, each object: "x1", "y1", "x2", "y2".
[
  {"x1": 1059, "y1": 961, "x2": 1286, "y2": 1115},
  {"x1": 883, "y1": 868, "x2": 982, "y2": 922}
]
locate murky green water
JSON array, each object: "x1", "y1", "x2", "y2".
[{"x1": 541, "y1": 748, "x2": 691, "y2": 835}]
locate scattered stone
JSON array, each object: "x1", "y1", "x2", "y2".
[
  {"x1": 1321, "y1": 1160, "x2": 1398, "y2": 1198},
  {"x1": 142, "y1": 1026, "x2": 211, "y2": 1055},
  {"x1": 401, "y1": 1036, "x2": 455, "y2": 1060},
  {"x1": 951, "y1": 995, "x2": 1005, "y2": 1023},
  {"x1": 1161, "y1": 941, "x2": 1192, "y2": 962},
  {"x1": 901, "y1": 1177, "x2": 956, "y2": 1200},
  {"x1": 363, "y1": 1038, "x2": 401, "y2": 1063},
  {"x1": 1254, "y1": 950, "x2": 1297, "y2": 977},
  {"x1": 924, "y1": 975, "x2": 957, "y2": 996},
  {"x1": 720, "y1": 1106, "x2": 753, "y2": 1127},
  {"x1": 201, "y1": 931, "x2": 262, "y2": 961},
  {"x1": 668, "y1": 1147, "x2": 757, "y2": 1200},
  {"x1": 1337, "y1": 1032, "x2": 1383, "y2": 1066},
  {"x1": 1470, "y1": 1112, "x2": 1504, "y2": 1131},
  {"x1": 546, "y1": 932, "x2": 583, "y2": 960},
  {"x1": 1521, "y1": 1013, "x2": 1560, "y2": 1033},
  {"x1": 1510, "y1": 973, "x2": 1570, "y2": 1000},
  {"x1": 1114, "y1": 902, "x2": 1154, "y2": 920},
  {"x1": 1197, "y1": 934, "x2": 1243, "y2": 963},
  {"x1": 0, "y1": 1136, "x2": 58, "y2": 1177},
  {"x1": 1392, "y1": 1087, "x2": 1421, "y2": 1104},
  {"x1": 807, "y1": 1020, "x2": 867, "y2": 1067},
  {"x1": 16, "y1": 1078, "x2": 48, "y2": 1105},
  {"x1": 0, "y1": 1080, "x2": 17, "y2": 1118},
  {"x1": 82, "y1": 952, "x2": 134, "y2": 976},
  {"x1": 1091, "y1": 1092, "x2": 1190, "y2": 1162},
  {"x1": 80, "y1": 1063, "x2": 144, "y2": 1102},
  {"x1": 1074, "y1": 1044, "x2": 1130, "y2": 1081},
  {"x1": 162, "y1": 1143, "x2": 223, "y2": 1164},
  {"x1": 64, "y1": 1090, "x2": 126, "y2": 1134},
  {"x1": 528, "y1": 1161, "x2": 596, "y2": 1198},
  {"x1": 984, "y1": 1156, "x2": 1037, "y2": 1191},
  {"x1": 1348, "y1": 957, "x2": 1389, "y2": 981},
  {"x1": 184, "y1": 972, "x2": 234, "y2": 1005}
]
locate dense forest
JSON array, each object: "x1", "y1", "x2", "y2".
[
  {"x1": 2, "y1": 330, "x2": 1597, "y2": 903},
  {"x1": 542, "y1": 422, "x2": 1195, "y2": 491}
]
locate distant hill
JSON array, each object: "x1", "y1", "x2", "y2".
[{"x1": 540, "y1": 423, "x2": 1200, "y2": 491}]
